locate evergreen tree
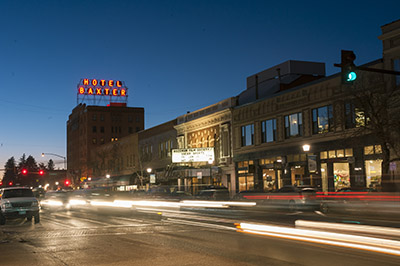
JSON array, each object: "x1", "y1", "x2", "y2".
[
  {"x1": 2, "y1": 157, "x2": 16, "y2": 186},
  {"x1": 18, "y1": 154, "x2": 39, "y2": 186},
  {"x1": 47, "y1": 159, "x2": 55, "y2": 171}
]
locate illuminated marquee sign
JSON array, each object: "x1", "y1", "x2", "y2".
[
  {"x1": 172, "y1": 148, "x2": 214, "y2": 163},
  {"x1": 78, "y1": 79, "x2": 127, "y2": 97}
]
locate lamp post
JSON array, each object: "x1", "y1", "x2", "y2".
[
  {"x1": 41, "y1": 153, "x2": 66, "y2": 169},
  {"x1": 105, "y1": 174, "x2": 111, "y2": 188},
  {"x1": 208, "y1": 160, "x2": 214, "y2": 185},
  {"x1": 302, "y1": 144, "x2": 312, "y2": 186}
]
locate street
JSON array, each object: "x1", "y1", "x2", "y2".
[{"x1": 0, "y1": 206, "x2": 399, "y2": 266}]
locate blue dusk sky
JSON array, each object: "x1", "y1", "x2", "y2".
[{"x1": 0, "y1": 0, "x2": 399, "y2": 174}]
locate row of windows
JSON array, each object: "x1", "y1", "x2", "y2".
[
  {"x1": 92, "y1": 114, "x2": 141, "y2": 123},
  {"x1": 159, "y1": 140, "x2": 174, "y2": 159},
  {"x1": 92, "y1": 137, "x2": 122, "y2": 144},
  {"x1": 92, "y1": 126, "x2": 140, "y2": 134},
  {"x1": 140, "y1": 140, "x2": 175, "y2": 161},
  {"x1": 241, "y1": 102, "x2": 365, "y2": 147}
]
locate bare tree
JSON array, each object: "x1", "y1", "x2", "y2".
[{"x1": 343, "y1": 71, "x2": 400, "y2": 191}]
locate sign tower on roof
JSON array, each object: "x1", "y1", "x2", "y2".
[{"x1": 77, "y1": 78, "x2": 128, "y2": 106}]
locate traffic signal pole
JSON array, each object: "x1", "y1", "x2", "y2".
[{"x1": 334, "y1": 50, "x2": 400, "y2": 81}]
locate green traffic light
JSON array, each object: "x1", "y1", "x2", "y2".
[{"x1": 347, "y1": 71, "x2": 357, "y2": 82}]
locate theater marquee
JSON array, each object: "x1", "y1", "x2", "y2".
[{"x1": 172, "y1": 148, "x2": 215, "y2": 163}]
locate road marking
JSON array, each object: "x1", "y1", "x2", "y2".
[{"x1": 166, "y1": 218, "x2": 236, "y2": 231}]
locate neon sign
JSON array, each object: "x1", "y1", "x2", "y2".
[{"x1": 77, "y1": 79, "x2": 127, "y2": 97}]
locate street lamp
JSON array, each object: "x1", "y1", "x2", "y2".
[
  {"x1": 106, "y1": 174, "x2": 110, "y2": 188},
  {"x1": 302, "y1": 144, "x2": 310, "y2": 152},
  {"x1": 146, "y1": 168, "x2": 152, "y2": 174},
  {"x1": 41, "y1": 153, "x2": 66, "y2": 169}
]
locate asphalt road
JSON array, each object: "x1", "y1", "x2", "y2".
[{"x1": 0, "y1": 206, "x2": 399, "y2": 266}]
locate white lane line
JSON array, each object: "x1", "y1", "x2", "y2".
[{"x1": 165, "y1": 218, "x2": 237, "y2": 231}]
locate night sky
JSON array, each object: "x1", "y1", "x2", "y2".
[{"x1": 1, "y1": 0, "x2": 399, "y2": 174}]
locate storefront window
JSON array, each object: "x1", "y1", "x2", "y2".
[
  {"x1": 291, "y1": 166, "x2": 305, "y2": 186},
  {"x1": 365, "y1": 159, "x2": 382, "y2": 190},
  {"x1": 328, "y1": 150, "x2": 336, "y2": 158},
  {"x1": 320, "y1": 151, "x2": 328, "y2": 159},
  {"x1": 238, "y1": 175, "x2": 254, "y2": 192},
  {"x1": 345, "y1": 148, "x2": 353, "y2": 157},
  {"x1": 364, "y1": 145, "x2": 382, "y2": 155},
  {"x1": 336, "y1": 149, "x2": 345, "y2": 158},
  {"x1": 375, "y1": 145, "x2": 382, "y2": 154},
  {"x1": 364, "y1": 146, "x2": 374, "y2": 155},
  {"x1": 262, "y1": 169, "x2": 282, "y2": 191},
  {"x1": 334, "y1": 162, "x2": 350, "y2": 191}
]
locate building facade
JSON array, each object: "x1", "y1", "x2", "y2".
[
  {"x1": 138, "y1": 119, "x2": 178, "y2": 187},
  {"x1": 67, "y1": 103, "x2": 144, "y2": 186},
  {"x1": 174, "y1": 97, "x2": 236, "y2": 195},
  {"x1": 232, "y1": 19, "x2": 400, "y2": 192}
]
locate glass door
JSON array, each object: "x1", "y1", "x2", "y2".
[{"x1": 333, "y1": 162, "x2": 350, "y2": 191}]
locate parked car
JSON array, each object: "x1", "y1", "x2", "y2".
[{"x1": 0, "y1": 187, "x2": 40, "y2": 224}]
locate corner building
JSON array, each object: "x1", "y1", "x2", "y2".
[
  {"x1": 232, "y1": 20, "x2": 400, "y2": 192},
  {"x1": 67, "y1": 103, "x2": 144, "y2": 185}
]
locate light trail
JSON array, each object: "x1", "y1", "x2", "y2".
[
  {"x1": 295, "y1": 220, "x2": 400, "y2": 237},
  {"x1": 236, "y1": 222, "x2": 400, "y2": 257}
]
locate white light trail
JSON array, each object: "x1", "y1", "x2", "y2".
[{"x1": 237, "y1": 222, "x2": 400, "y2": 257}]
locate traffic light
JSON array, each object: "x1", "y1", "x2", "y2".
[
  {"x1": 341, "y1": 50, "x2": 357, "y2": 85},
  {"x1": 21, "y1": 169, "x2": 28, "y2": 175},
  {"x1": 64, "y1": 180, "x2": 70, "y2": 186},
  {"x1": 39, "y1": 170, "x2": 44, "y2": 176}
]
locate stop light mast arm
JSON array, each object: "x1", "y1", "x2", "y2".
[{"x1": 334, "y1": 63, "x2": 400, "y2": 76}]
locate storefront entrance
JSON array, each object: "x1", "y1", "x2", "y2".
[
  {"x1": 365, "y1": 159, "x2": 382, "y2": 190},
  {"x1": 262, "y1": 169, "x2": 282, "y2": 191},
  {"x1": 333, "y1": 162, "x2": 350, "y2": 191}
]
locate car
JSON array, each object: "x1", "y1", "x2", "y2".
[
  {"x1": 40, "y1": 190, "x2": 72, "y2": 211},
  {"x1": 267, "y1": 185, "x2": 319, "y2": 212},
  {"x1": 196, "y1": 187, "x2": 230, "y2": 201},
  {"x1": 0, "y1": 187, "x2": 40, "y2": 225}
]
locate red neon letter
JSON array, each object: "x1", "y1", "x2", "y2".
[
  {"x1": 92, "y1": 79, "x2": 98, "y2": 86},
  {"x1": 79, "y1": 87, "x2": 85, "y2": 94},
  {"x1": 88, "y1": 88, "x2": 94, "y2": 95},
  {"x1": 112, "y1": 89, "x2": 118, "y2": 96},
  {"x1": 120, "y1": 89, "x2": 126, "y2": 96},
  {"x1": 100, "y1": 80, "x2": 106, "y2": 86},
  {"x1": 96, "y1": 88, "x2": 102, "y2": 95},
  {"x1": 104, "y1": 88, "x2": 110, "y2": 95},
  {"x1": 116, "y1": 81, "x2": 122, "y2": 87},
  {"x1": 108, "y1": 80, "x2": 114, "y2": 86},
  {"x1": 83, "y1": 79, "x2": 89, "y2": 85}
]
